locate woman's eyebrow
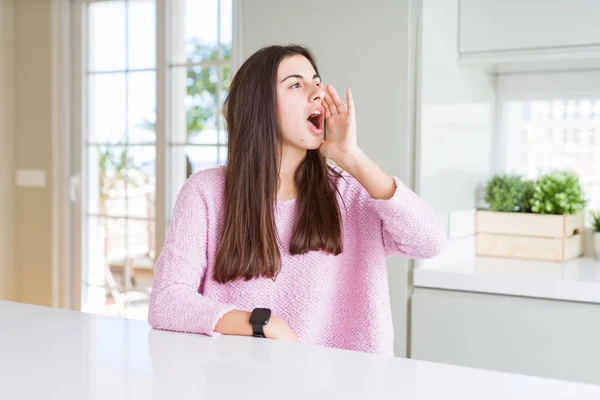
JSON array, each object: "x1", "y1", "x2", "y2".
[{"x1": 280, "y1": 73, "x2": 321, "y2": 83}]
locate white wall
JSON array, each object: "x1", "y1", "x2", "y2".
[
  {"x1": 417, "y1": 0, "x2": 495, "y2": 266},
  {"x1": 0, "y1": 0, "x2": 69, "y2": 307},
  {"x1": 0, "y1": 0, "x2": 16, "y2": 301},
  {"x1": 14, "y1": 0, "x2": 55, "y2": 306},
  {"x1": 239, "y1": 0, "x2": 419, "y2": 357}
]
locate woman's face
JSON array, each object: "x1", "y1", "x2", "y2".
[{"x1": 276, "y1": 55, "x2": 326, "y2": 154}]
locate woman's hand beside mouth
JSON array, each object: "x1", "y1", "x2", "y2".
[{"x1": 319, "y1": 84, "x2": 360, "y2": 164}]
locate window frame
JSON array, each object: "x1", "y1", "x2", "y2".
[{"x1": 69, "y1": 0, "x2": 243, "y2": 312}]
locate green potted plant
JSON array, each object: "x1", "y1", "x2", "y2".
[
  {"x1": 530, "y1": 171, "x2": 587, "y2": 216},
  {"x1": 591, "y1": 210, "x2": 600, "y2": 261},
  {"x1": 484, "y1": 173, "x2": 530, "y2": 212},
  {"x1": 476, "y1": 170, "x2": 586, "y2": 262}
]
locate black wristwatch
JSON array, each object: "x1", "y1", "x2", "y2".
[{"x1": 249, "y1": 308, "x2": 271, "y2": 338}]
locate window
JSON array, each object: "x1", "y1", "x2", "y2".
[
  {"x1": 77, "y1": 0, "x2": 234, "y2": 319},
  {"x1": 168, "y1": 0, "x2": 232, "y2": 214},
  {"x1": 499, "y1": 72, "x2": 600, "y2": 212}
]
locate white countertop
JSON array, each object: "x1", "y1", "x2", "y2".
[
  {"x1": 414, "y1": 256, "x2": 600, "y2": 303},
  {"x1": 2, "y1": 301, "x2": 600, "y2": 399}
]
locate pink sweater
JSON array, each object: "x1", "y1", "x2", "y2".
[{"x1": 148, "y1": 166, "x2": 445, "y2": 355}]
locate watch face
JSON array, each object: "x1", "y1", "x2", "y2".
[{"x1": 250, "y1": 308, "x2": 271, "y2": 325}]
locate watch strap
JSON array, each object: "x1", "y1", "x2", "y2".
[{"x1": 252, "y1": 323, "x2": 265, "y2": 338}]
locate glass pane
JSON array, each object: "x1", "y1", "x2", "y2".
[
  {"x1": 218, "y1": 123, "x2": 228, "y2": 144},
  {"x1": 504, "y1": 98, "x2": 600, "y2": 211},
  {"x1": 222, "y1": 64, "x2": 232, "y2": 96},
  {"x1": 83, "y1": 215, "x2": 108, "y2": 315},
  {"x1": 170, "y1": 66, "x2": 218, "y2": 144},
  {"x1": 84, "y1": 215, "x2": 151, "y2": 319},
  {"x1": 128, "y1": 0, "x2": 156, "y2": 70},
  {"x1": 120, "y1": 218, "x2": 154, "y2": 317},
  {"x1": 170, "y1": 145, "x2": 218, "y2": 179},
  {"x1": 219, "y1": 0, "x2": 232, "y2": 49},
  {"x1": 218, "y1": 66, "x2": 232, "y2": 144},
  {"x1": 104, "y1": 217, "x2": 128, "y2": 268},
  {"x1": 83, "y1": 216, "x2": 127, "y2": 309},
  {"x1": 188, "y1": 130, "x2": 218, "y2": 144},
  {"x1": 168, "y1": 145, "x2": 219, "y2": 217},
  {"x1": 127, "y1": 146, "x2": 156, "y2": 218},
  {"x1": 88, "y1": 145, "x2": 127, "y2": 217},
  {"x1": 186, "y1": 146, "x2": 219, "y2": 173},
  {"x1": 128, "y1": 71, "x2": 156, "y2": 143},
  {"x1": 127, "y1": 219, "x2": 156, "y2": 269},
  {"x1": 218, "y1": 146, "x2": 228, "y2": 166},
  {"x1": 171, "y1": 0, "x2": 219, "y2": 65},
  {"x1": 85, "y1": 215, "x2": 107, "y2": 289},
  {"x1": 551, "y1": 100, "x2": 564, "y2": 120},
  {"x1": 89, "y1": 1, "x2": 126, "y2": 72},
  {"x1": 89, "y1": 73, "x2": 126, "y2": 144}
]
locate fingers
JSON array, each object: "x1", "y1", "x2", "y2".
[
  {"x1": 326, "y1": 84, "x2": 347, "y2": 115},
  {"x1": 324, "y1": 90, "x2": 338, "y2": 117},
  {"x1": 323, "y1": 84, "x2": 352, "y2": 116},
  {"x1": 346, "y1": 88, "x2": 354, "y2": 117},
  {"x1": 322, "y1": 97, "x2": 334, "y2": 119}
]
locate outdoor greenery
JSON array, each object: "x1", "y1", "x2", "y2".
[
  {"x1": 99, "y1": 42, "x2": 231, "y2": 208},
  {"x1": 590, "y1": 210, "x2": 600, "y2": 232},
  {"x1": 185, "y1": 41, "x2": 232, "y2": 136}
]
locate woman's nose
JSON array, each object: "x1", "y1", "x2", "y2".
[{"x1": 311, "y1": 84, "x2": 325, "y2": 102}]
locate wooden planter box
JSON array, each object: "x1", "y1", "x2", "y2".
[{"x1": 475, "y1": 211, "x2": 583, "y2": 262}]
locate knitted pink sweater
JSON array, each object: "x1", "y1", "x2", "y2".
[{"x1": 148, "y1": 166, "x2": 445, "y2": 355}]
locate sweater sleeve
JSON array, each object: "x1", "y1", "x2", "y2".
[
  {"x1": 368, "y1": 177, "x2": 446, "y2": 258},
  {"x1": 148, "y1": 178, "x2": 236, "y2": 336}
]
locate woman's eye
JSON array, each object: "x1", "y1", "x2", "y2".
[{"x1": 290, "y1": 82, "x2": 300, "y2": 89}]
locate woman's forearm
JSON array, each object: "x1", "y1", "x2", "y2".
[
  {"x1": 214, "y1": 310, "x2": 299, "y2": 342},
  {"x1": 214, "y1": 310, "x2": 254, "y2": 336},
  {"x1": 336, "y1": 149, "x2": 396, "y2": 200}
]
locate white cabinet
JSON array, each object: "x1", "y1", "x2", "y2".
[
  {"x1": 459, "y1": 0, "x2": 600, "y2": 58},
  {"x1": 411, "y1": 288, "x2": 600, "y2": 386}
]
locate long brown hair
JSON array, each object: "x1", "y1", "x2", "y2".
[{"x1": 214, "y1": 45, "x2": 343, "y2": 283}]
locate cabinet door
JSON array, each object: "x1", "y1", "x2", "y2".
[
  {"x1": 411, "y1": 288, "x2": 600, "y2": 385},
  {"x1": 459, "y1": 0, "x2": 600, "y2": 53}
]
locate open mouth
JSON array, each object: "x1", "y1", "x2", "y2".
[{"x1": 307, "y1": 109, "x2": 324, "y2": 132}]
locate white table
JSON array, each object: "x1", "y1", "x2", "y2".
[{"x1": 1, "y1": 301, "x2": 600, "y2": 399}]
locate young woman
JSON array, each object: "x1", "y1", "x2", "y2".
[{"x1": 148, "y1": 45, "x2": 445, "y2": 355}]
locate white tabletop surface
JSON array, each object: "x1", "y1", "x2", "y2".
[
  {"x1": 2, "y1": 300, "x2": 600, "y2": 399},
  {"x1": 415, "y1": 256, "x2": 600, "y2": 304}
]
